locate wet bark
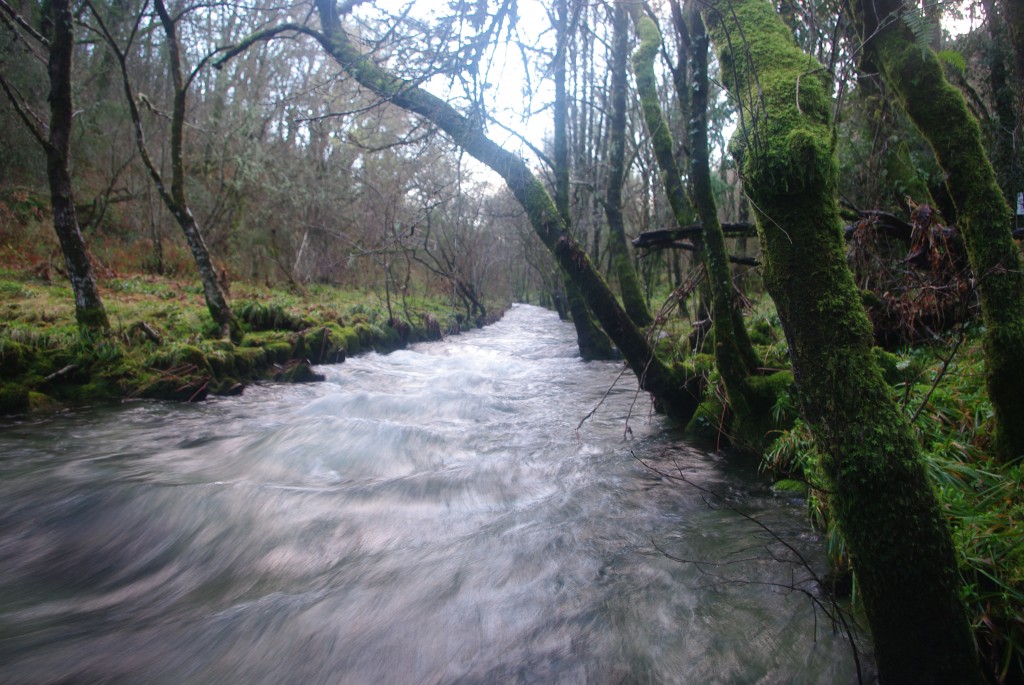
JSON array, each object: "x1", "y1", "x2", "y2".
[
  {"x1": 627, "y1": 2, "x2": 767, "y2": 448},
  {"x1": 854, "y1": 0, "x2": 1024, "y2": 461},
  {"x1": 553, "y1": 0, "x2": 615, "y2": 360},
  {"x1": 682, "y1": 3, "x2": 760, "y2": 376},
  {"x1": 45, "y1": 0, "x2": 109, "y2": 332},
  {"x1": 151, "y1": 0, "x2": 236, "y2": 340},
  {"x1": 605, "y1": 4, "x2": 654, "y2": 327},
  {"x1": 306, "y1": 0, "x2": 698, "y2": 418},
  {"x1": 702, "y1": 0, "x2": 981, "y2": 680}
]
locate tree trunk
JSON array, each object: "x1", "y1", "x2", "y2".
[
  {"x1": 627, "y1": 2, "x2": 769, "y2": 447},
  {"x1": 702, "y1": 0, "x2": 981, "y2": 681},
  {"x1": 605, "y1": 3, "x2": 654, "y2": 327},
  {"x1": 854, "y1": 0, "x2": 1024, "y2": 461},
  {"x1": 1000, "y1": 0, "x2": 1024, "y2": 150},
  {"x1": 152, "y1": 0, "x2": 236, "y2": 340},
  {"x1": 682, "y1": 2, "x2": 760, "y2": 376},
  {"x1": 554, "y1": 0, "x2": 615, "y2": 360},
  {"x1": 307, "y1": 0, "x2": 697, "y2": 418},
  {"x1": 47, "y1": 0, "x2": 109, "y2": 332},
  {"x1": 683, "y1": 2, "x2": 779, "y2": 452}
]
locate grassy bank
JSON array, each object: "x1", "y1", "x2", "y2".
[
  {"x1": 0, "y1": 268, "x2": 504, "y2": 415},
  {"x1": 763, "y1": 328, "x2": 1024, "y2": 682}
]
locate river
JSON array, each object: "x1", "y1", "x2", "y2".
[{"x1": 0, "y1": 304, "x2": 866, "y2": 683}]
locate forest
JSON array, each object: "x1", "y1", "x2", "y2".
[{"x1": 1, "y1": 0, "x2": 1023, "y2": 682}]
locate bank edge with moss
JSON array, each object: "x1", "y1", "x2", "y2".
[{"x1": 0, "y1": 275, "x2": 505, "y2": 415}]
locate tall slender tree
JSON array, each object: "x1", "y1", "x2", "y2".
[
  {"x1": 604, "y1": 3, "x2": 653, "y2": 327},
  {"x1": 552, "y1": 0, "x2": 615, "y2": 360},
  {"x1": 0, "y1": 0, "x2": 109, "y2": 331},
  {"x1": 89, "y1": 0, "x2": 237, "y2": 339}
]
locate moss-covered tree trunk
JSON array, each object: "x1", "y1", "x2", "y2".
[
  {"x1": 46, "y1": 0, "x2": 109, "y2": 332},
  {"x1": 627, "y1": 3, "x2": 769, "y2": 448},
  {"x1": 304, "y1": 0, "x2": 697, "y2": 419},
  {"x1": 605, "y1": 3, "x2": 654, "y2": 328},
  {"x1": 854, "y1": 0, "x2": 1024, "y2": 461},
  {"x1": 701, "y1": 0, "x2": 981, "y2": 681}
]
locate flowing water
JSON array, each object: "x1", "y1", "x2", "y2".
[{"x1": 0, "y1": 304, "x2": 866, "y2": 684}]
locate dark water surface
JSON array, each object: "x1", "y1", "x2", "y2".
[{"x1": 0, "y1": 304, "x2": 864, "y2": 683}]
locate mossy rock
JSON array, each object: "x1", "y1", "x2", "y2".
[
  {"x1": 337, "y1": 326, "x2": 361, "y2": 355},
  {"x1": 354, "y1": 322, "x2": 379, "y2": 348},
  {"x1": 147, "y1": 344, "x2": 213, "y2": 374},
  {"x1": 300, "y1": 325, "x2": 347, "y2": 364},
  {"x1": 0, "y1": 383, "x2": 30, "y2": 415},
  {"x1": 264, "y1": 340, "x2": 294, "y2": 364},
  {"x1": 27, "y1": 391, "x2": 61, "y2": 413},
  {"x1": 242, "y1": 332, "x2": 296, "y2": 364},
  {"x1": 0, "y1": 339, "x2": 32, "y2": 376},
  {"x1": 271, "y1": 360, "x2": 325, "y2": 384},
  {"x1": 772, "y1": 479, "x2": 808, "y2": 494}
]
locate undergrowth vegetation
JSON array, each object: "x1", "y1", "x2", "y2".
[{"x1": 764, "y1": 326, "x2": 1024, "y2": 683}]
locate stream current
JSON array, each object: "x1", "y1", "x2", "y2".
[{"x1": 0, "y1": 304, "x2": 864, "y2": 683}]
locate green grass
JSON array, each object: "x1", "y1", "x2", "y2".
[
  {"x1": 0, "y1": 271, "x2": 503, "y2": 415},
  {"x1": 762, "y1": 328, "x2": 1024, "y2": 683}
]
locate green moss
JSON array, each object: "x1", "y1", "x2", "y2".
[
  {"x1": 0, "y1": 383, "x2": 29, "y2": 414},
  {"x1": 872, "y1": 347, "x2": 919, "y2": 385},
  {"x1": 27, "y1": 391, "x2": 61, "y2": 413},
  {"x1": 232, "y1": 345, "x2": 267, "y2": 373},
  {"x1": 0, "y1": 339, "x2": 32, "y2": 376},
  {"x1": 205, "y1": 348, "x2": 237, "y2": 377},
  {"x1": 772, "y1": 479, "x2": 807, "y2": 494},
  {"x1": 729, "y1": 371, "x2": 796, "y2": 454},
  {"x1": 147, "y1": 344, "x2": 213, "y2": 373},
  {"x1": 300, "y1": 324, "x2": 347, "y2": 364},
  {"x1": 687, "y1": 397, "x2": 724, "y2": 440},
  {"x1": 337, "y1": 326, "x2": 361, "y2": 355},
  {"x1": 236, "y1": 300, "x2": 307, "y2": 331}
]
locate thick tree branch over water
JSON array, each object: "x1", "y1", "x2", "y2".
[{"x1": 220, "y1": 0, "x2": 699, "y2": 417}]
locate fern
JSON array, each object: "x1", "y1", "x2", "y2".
[{"x1": 936, "y1": 49, "x2": 966, "y2": 73}]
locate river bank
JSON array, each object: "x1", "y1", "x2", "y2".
[{"x1": 0, "y1": 269, "x2": 505, "y2": 415}]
